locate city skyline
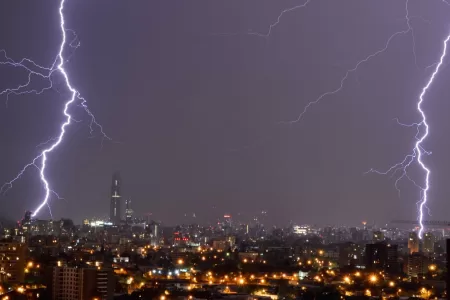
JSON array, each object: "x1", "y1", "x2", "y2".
[
  {"x1": 3, "y1": 1, "x2": 450, "y2": 226},
  {"x1": 3, "y1": 1, "x2": 450, "y2": 299}
]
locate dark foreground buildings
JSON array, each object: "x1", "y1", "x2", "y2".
[
  {"x1": 365, "y1": 242, "x2": 399, "y2": 274},
  {"x1": 447, "y1": 239, "x2": 450, "y2": 300},
  {"x1": 47, "y1": 266, "x2": 114, "y2": 300}
]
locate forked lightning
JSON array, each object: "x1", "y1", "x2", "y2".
[{"x1": 0, "y1": 0, "x2": 110, "y2": 217}]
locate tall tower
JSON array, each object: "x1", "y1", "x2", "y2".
[
  {"x1": 110, "y1": 172, "x2": 121, "y2": 225},
  {"x1": 125, "y1": 199, "x2": 133, "y2": 225}
]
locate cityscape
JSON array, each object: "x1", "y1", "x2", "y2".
[
  {"x1": 3, "y1": 0, "x2": 450, "y2": 300},
  {"x1": 0, "y1": 172, "x2": 448, "y2": 299}
]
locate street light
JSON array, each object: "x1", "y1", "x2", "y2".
[{"x1": 369, "y1": 275, "x2": 377, "y2": 283}]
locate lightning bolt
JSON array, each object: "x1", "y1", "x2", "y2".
[
  {"x1": 0, "y1": 0, "x2": 110, "y2": 217},
  {"x1": 212, "y1": 0, "x2": 311, "y2": 38},
  {"x1": 368, "y1": 34, "x2": 450, "y2": 238},
  {"x1": 220, "y1": 0, "x2": 418, "y2": 128},
  {"x1": 217, "y1": 0, "x2": 449, "y2": 237},
  {"x1": 281, "y1": 0, "x2": 417, "y2": 124},
  {"x1": 249, "y1": 0, "x2": 311, "y2": 38},
  {"x1": 223, "y1": 0, "x2": 417, "y2": 152}
]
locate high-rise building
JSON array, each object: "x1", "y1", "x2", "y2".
[
  {"x1": 147, "y1": 221, "x2": 161, "y2": 246},
  {"x1": 110, "y1": 172, "x2": 122, "y2": 225},
  {"x1": 365, "y1": 243, "x2": 387, "y2": 270},
  {"x1": 0, "y1": 241, "x2": 26, "y2": 284},
  {"x1": 339, "y1": 242, "x2": 363, "y2": 267},
  {"x1": 19, "y1": 210, "x2": 33, "y2": 242},
  {"x1": 21, "y1": 211, "x2": 31, "y2": 226},
  {"x1": 365, "y1": 242, "x2": 399, "y2": 274},
  {"x1": 49, "y1": 266, "x2": 114, "y2": 300},
  {"x1": 125, "y1": 199, "x2": 133, "y2": 225},
  {"x1": 423, "y1": 232, "x2": 434, "y2": 255},
  {"x1": 407, "y1": 252, "x2": 429, "y2": 278},
  {"x1": 386, "y1": 244, "x2": 400, "y2": 274},
  {"x1": 408, "y1": 232, "x2": 420, "y2": 254}
]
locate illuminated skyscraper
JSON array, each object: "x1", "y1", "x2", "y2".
[
  {"x1": 21, "y1": 210, "x2": 32, "y2": 234},
  {"x1": 423, "y1": 232, "x2": 434, "y2": 255},
  {"x1": 125, "y1": 199, "x2": 133, "y2": 225},
  {"x1": 408, "y1": 232, "x2": 420, "y2": 254},
  {"x1": 407, "y1": 252, "x2": 429, "y2": 278},
  {"x1": 110, "y1": 172, "x2": 121, "y2": 225}
]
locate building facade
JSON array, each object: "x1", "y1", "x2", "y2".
[
  {"x1": 50, "y1": 266, "x2": 114, "y2": 300},
  {"x1": 365, "y1": 243, "x2": 387, "y2": 270},
  {"x1": 408, "y1": 232, "x2": 419, "y2": 254},
  {"x1": 125, "y1": 199, "x2": 133, "y2": 225},
  {"x1": 423, "y1": 232, "x2": 434, "y2": 255},
  {"x1": 0, "y1": 241, "x2": 26, "y2": 284},
  {"x1": 407, "y1": 252, "x2": 429, "y2": 278}
]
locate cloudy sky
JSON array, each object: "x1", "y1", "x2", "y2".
[{"x1": 1, "y1": 0, "x2": 450, "y2": 226}]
